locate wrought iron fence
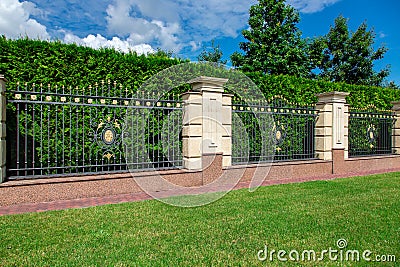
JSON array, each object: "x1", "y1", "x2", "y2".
[
  {"x1": 7, "y1": 82, "x2": 183, "y2": 179},
  {"x1": 348, "y1": 107, "x2": 395, "y2": 157},
  {"x1": 232, "y1": 96, "x2": 317, "y2": 164}
]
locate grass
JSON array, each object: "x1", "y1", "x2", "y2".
[{"x1": 0, "y1": 173, "x2": 399, "y2": 266}]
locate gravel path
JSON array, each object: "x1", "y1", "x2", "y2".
[{"x1": 1, "y1": 168, "x2": 399, "y2": 216}]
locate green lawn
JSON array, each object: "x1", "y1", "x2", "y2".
[{"x1": 0, "y1": 173, "x2": 399, "y2": 266}]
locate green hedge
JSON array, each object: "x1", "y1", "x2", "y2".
[
  {"x1": 247, "y1": 72, "x2": 400, "y2": 109},
  {"x1": 1, "y1": 37, "x2": 399, "y2": 109},
  {"x1": 0, "y1": 37, "x2": 184, "y2": 91}
]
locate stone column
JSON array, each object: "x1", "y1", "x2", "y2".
[
  {"x1": 391, "y1": 101, "x2": 400, "y2": 154},
  {"x1": 221, "y1": 93, "x2": 233, "y2": 167},
  {"x1": 315, "y1": 92, "x2": 350, "y2": 161},
  {"x1": 0, "y1": 75, "x2": 7, "y2": 183},
  {"x1": 182, "y1": 91, "x2": 203, "y2": 170},
  {"x1": 182, "y1": 76, "x2": 231, "y2": 170}
]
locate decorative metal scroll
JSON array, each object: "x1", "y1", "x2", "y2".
[{"x1": 91, "y1": 115, "x2": 124, "y2": 162}]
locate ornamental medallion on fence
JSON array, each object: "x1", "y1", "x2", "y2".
[
  {"x1": 90, "y1": 115, "x2": 125, "y2": 162},
  {"x1": 349, "y1": 105, "x2": 396, "y2": 156},
  {"x1": 273, "y1": 121, "x2": 286, "y2": 152}
]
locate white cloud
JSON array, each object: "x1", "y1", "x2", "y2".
[
  {"x1": 287, "y1": 0, "x2": 341, "y2": 13},
  {"x1": 189, "y1": 41, "x2": 201, "y2": 52},
  {"x1": 0, "y1": 0, "x2": 344, "y2": 56},
  {"x1": 0, "y1": 0, "x2": 49, "y2": 39},
  {"x1": 106, "y1": 1, "x2": 182, "y2": 52},
  {"x1": 378, "y1": 32, "x2": 387, "y2": 39},
  {"x1": 64, "y1": 33, "x2": 154, "y2": 55},
  {"x1": 105, "y1": 0, "x2": 257, "y2": 52},
  {"x1": 0, "y1": 0, "x2": 257, "y2": 54}
]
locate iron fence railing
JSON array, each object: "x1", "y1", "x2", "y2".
[
  {"x1": 8, "y1": 80, "x2": 397, "y2": 179},
  {"x1": 232, "y1": 97, "x2": 317, "y2": 165},
  {"x1": 7, "y1": 82, "x2": 182, "y2": 179},
  {"x1": 348, "y1": 107, "x2": 395, "y2": 157}
]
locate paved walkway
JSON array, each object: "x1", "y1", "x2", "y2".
[{"x1": 0, "y1": 169, "x2": 399, "y2": 216}]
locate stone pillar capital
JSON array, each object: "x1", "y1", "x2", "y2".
[
  {"x1": 316, "y1": 91, "x2": 350, "y2": 104},
  {"x1": 187, "y1": 76, "x2": 228, "y2": 93},
  {"x1": 391, "y1": 101, "x2": 400, "y2": 112}
]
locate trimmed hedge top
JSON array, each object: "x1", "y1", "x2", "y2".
[
  {"x1": 248, "y1": 72, "x2": 400, "y2": 110},
  {"x1": 0, "y1": 37, "x2": 184, "y2": 90},
  {"x1": 1, "y1": 37, "x2": 399, "y2": 109}
]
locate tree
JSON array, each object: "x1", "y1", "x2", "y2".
[
  {"x1": 197, "y1": 40, "x2": 227, "y2": 65},
  {"x1": 310, "y1": 15, "x2": 389, "y2": 86},
  {"x1": 230, "y1": 0, "x2": 310, "y2": 77},
  {"x1": 383, "y1": 80, "x2": 400, "y2": 89}
]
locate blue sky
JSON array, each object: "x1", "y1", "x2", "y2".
[{"x1": 1, "y1": 0, "x2": 399, "y2": 84}]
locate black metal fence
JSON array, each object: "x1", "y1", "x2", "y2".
[
  {"x1": 7, "y1": 82, "x2": 183, "y2": 179},
  {"x1": 7, "y1": 80, "x2": 398, "y2": 179},
  {"x1": 348, "y1": 107, "x2": 395, "y2": 157},
  {"x1": 232, "y1": 96, "x2": 317, "y2": 164}
]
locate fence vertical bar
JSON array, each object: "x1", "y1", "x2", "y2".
[
  {"x1": 16, "y1": 85, "x2": 20, "y2": 177},
  {"x1": 54, "y1": 85, "x2": 58, "y2": 174},
  {"x1": 75, "y1": 87, "x2": 79, "y2": 172},
  {"x1": 69, "y1": 87, "x2": 74, "y2": 173},
  {"x1": 0, "y1": 75, "x2": 7, "y2": 183},
  {"x1": 82, "y1": 87, "x2": 85, "y2": 173},
  {"x1": 47, "y1": 84, "x2": 51, "y2": 174},
  {"x1": 62, "y1": 85, "x2": 66, "y2": 174},
  {"x1": 24, "y1": 85, "x2": 29, "y2": 176},
  {"x1": 32, "y1": 87, "x2": 36, "y2": 175}
]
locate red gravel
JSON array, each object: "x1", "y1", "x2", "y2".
[{"x1": 0, "y1": 168, "x2": 399, "y2": 216}]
